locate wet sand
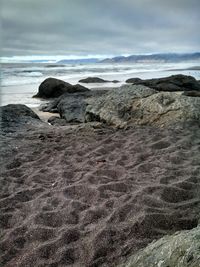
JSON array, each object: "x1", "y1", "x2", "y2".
[{"x1": 0, "y1": 122, "x2": 200, "y2": 267}]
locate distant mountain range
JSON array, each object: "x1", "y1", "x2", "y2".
[
  {"x1": 57, "y1": 58, "x2": 100, "y2": 64},
  {"x1": 100, "y1": 53, "x2": 200, "y2": 63}
]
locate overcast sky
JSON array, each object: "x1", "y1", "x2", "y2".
[{"x1": 1, "y1": 0, "x2": 200, "y2": 57}]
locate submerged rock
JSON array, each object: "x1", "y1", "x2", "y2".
[
  {"x1": 33, "y1": 77, "x2": 89, "y2": 98},
  {"x1": 126, "y1": 74, "x2": 200, "y2": 92},
  {"x1": 79, "y1": 77, "x2": 119, "y2": 83},
  {"x1": 121, "y1": 226, "x2": 200, "y2": 267},
  {"x1": 85, "y1": 85, "x2": 200, "y2": 128}
]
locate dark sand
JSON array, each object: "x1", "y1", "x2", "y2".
[{"x1": 0, "y1": 124, "x2": 200, "y2": 267}]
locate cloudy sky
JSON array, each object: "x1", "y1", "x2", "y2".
[{"x1": 1, "y1": 0, "x2": 200, "y2": 58}]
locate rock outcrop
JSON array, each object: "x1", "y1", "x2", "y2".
[
  {"x1": 38, "y1": 77, "x2": 200, "y2": 128},
  {"x1": 33, "y1": 77, "x2": 89, "y2": 98},
  {"x1": 0, "y1": 104, "x2": 43, "y2": 133},
  {"x1": 85, "y1": 84, "x2": 200, "y2": 128},
  {"x1": 40, "y1": 90, "x2": 108, "y2": 123},
  {"x1": 126, "y1": 74, "x2": 200, "y2": 92},
  {"x1": 79, "y1": 77, "x2": 119, "y2": 83},
  {"x1": 121, "y1": 226, "x2": 200, "y2": 267}
]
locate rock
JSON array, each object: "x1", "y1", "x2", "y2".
[
  {"x1": 182, "y1": 91, "x2": 200, "y2": 97},
  {"x1": 33, "y1": 77, "x2": 89, "y2": 98},
  {"x1": 126, "y1": 78, "x2": 143, "y2": 83},
  {"x1": 121, "y1": 226, "x2": 200, "y2": 267},
  {"x1": 85, "y1": 85, "x2": 200, "y2": 128},
  {"x1": 57, "y1": 94, "x2": 87, "y2": 123},
  {"x1": 126, "y1": 75, "x2": 200, "y2": 92},
  {"x1": 40, "y1": 90, "x2": 109, "y2": 123},
  {"x1": 85, "y1": 85, "x2": 157, "y2": 128},
  {"x1": 48, "y1": 116, "x2": 67, "y2": 126},
  {"x1": 0, "y1": 104, "x2": 42, "y2": 133},
  {"x1": 79, "y1": 77, "x2": 117, "y2": 83}
]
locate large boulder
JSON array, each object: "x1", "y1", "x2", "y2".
[
  {"x1": 79, "y1": 77, "x2": 119, "y2": 83},
  {"x1": 40, "y1": 90, "x2": 109, "y2": 123},
  {"x1": 85, "y1": 85, "x2": 157, "y2": 128},
  {"x1": 33, "y1": 77, "x2": 89, "y2": 98},
  {"x1": 126, "y1": 75, "x2": 200, "y2": 92},
  {"x1": 0, "y1": 104, "x2": 42, "y2": 133},
  {"x1": 85, "y1": 85, "x2": 200, "y2": 128},
  {"x1": 121, "y1": 226, "x2": 200, "y2": 267},
  {"x1": 57, "y1": 94, "x2": 87, "y2": 123}
]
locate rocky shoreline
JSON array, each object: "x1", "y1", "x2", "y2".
[{"x1": 0, "y1": 74, "x2": 200, "y2": 267}]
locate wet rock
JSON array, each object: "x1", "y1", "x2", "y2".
[
  {"x1": 79, "y1": 77, "x2": 118, "y2": 83},
  {"x1": 33, "y1": 77, "x2": 89, "y2": 98},
  {"x1": 126, "y1": 74, "x2": 200, "y2": 92}
]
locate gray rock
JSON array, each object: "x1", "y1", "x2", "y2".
[
  {"x1": 33, "y1": 77, "x2": 89, "y2": 98},
  {"x1": 40, "y1": 90, "x2": 109, "y2": 123},
  {"x1": 79, "y1": 77, "x2": 109, "y2": 83},
  {"x1": 0, "y1": 104, "x2": 42, "y2": 133},
  {"x1": 79, "y1": 77, "x2": 119, "y2": 83},
  {"x1": 57, "y1": 95, "x2": 87, "y2": 123},
  {"x1": 126, "y1": 74, "x2": 200, "y2": 92},
  {"x1": 48, "y1": 116, "x2": 67, "y2": 126},
  {"x1": 121, "y1": 226, "x2": 200, "y2": 267},
  {"x1": 85, "y1": 85, "x2": 200, "y2": 128},
  {"x1": 182, "y1": 91, "x2": 200, "y2": 97},
  {"x1": 85, "y1": 85, "x2": 157, "y2": 128}
]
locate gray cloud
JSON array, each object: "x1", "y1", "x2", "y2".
[{"x1": 1, "y1": 0, "x2": 200, "y2": 56}]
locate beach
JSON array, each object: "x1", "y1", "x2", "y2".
[
  {"x1": 1, "y1": 120, "x2": 200, "y2": 266},
  {"x1": 1, "y1": 70, "x2": 200, "y2": 266}
]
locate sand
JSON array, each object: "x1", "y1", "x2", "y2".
[
  {"x1": 0, "y1": 123, "x2": 200, "y2": 267},
  {"x1": 30, "y1": 107, "x2": 60, "y2": 122}
]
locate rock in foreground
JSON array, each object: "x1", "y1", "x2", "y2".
[
  {"x1": 41, "y1": 90, "x2": 108, "y2": 123},
  {"x1": 126, "y1": 74, "x2": 200, "y2": 92},
  {"x1": 122, "y1": 226, "x2": 200, "y2": 267},
  {"x1": 85, "y1": 85, "x2": 200, "y2": 128},
  {"x1": 0, "y1": 104, "x2": 43, "y2": 133},
  {"x1": 34, "y1": 77, "x2": 89, "y2": 98}
]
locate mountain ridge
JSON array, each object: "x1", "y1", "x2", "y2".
[{"x1": 100, "y1": 52, "x2": 200, "y2": 63}]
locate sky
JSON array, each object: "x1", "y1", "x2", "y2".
[{"x1": 1, "y1": 0, "x2": 200, "y2": 58}]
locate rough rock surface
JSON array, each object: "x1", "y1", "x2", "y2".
[
  {"x1": 33, "y1": 77, "x2": 89, "y2": 98},
  {"x1": 40, "y1": 90, "x2": 108, "y2": 123},
  {"x1": 47, "y1": 116, "x2": 67, "y2": 126},
  {"x1": 79, "y1": 76, "x2": 119, "y2": 83},
  {"x1": 85, "y1": 85, "x2": 200, "y2": 128},
  {"x1": 126, "y1": 74, "x2": 200, "y2": 92},
  {"x1": 121, "y1": 226, "x2": 200, "y2": 267},
  {"x1": 85, "y1": 85, "x2": 156, "y2": 128},
  {"x1": 57, "y1": 95, "x2": 87, "y2": 123},
  {"x1": 0, "y1": 104, "x2": 43, "y2": 133}
]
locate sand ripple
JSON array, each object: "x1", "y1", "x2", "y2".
[{"x1": 0, "y1": 125, "x2": 200, "y2": 266}]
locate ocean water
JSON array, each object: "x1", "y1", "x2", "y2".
[{"x1": 1, "y1": 62, "x2": 200, "y2": 107}]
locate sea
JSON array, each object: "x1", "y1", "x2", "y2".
[{"x1": 1, "y1": 62, "x2": 200, "y2": 107}]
